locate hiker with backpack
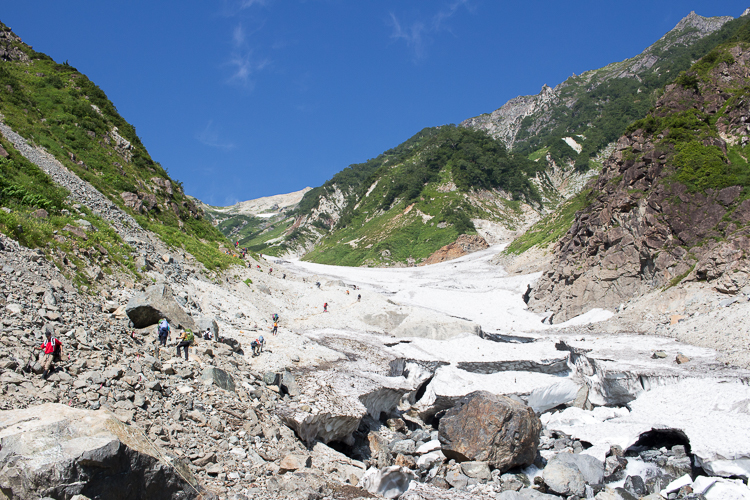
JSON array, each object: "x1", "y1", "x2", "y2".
[
  {"x1": 251, "y1": 335, "x2": 265, "y2": 356},
  {"x1": 176, "y1": 329, "x2": 195, "y2": 360},
  {"x1": 157, "y1": 318, "x2": 171, "y2": 346},
  {"x1": 36, "y1": 328, "x2": 66, "y2": 379}
]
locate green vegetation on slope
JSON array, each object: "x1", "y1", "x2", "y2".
[
  {"x1": 513, "y1": 15, "x2": 750, "y2": 171},
  {"x1": 299, "y1": 127, "x2": 541, "y2": 266},
  {"x1": 0, "y1": 137, "x2": 138, "y2": 289},
  {"x1": 296, "y1": 127, "x2": 442, "y2": 216},
  {"x1": 0, "y1": 22, "x2": 236, "y2": 271},
  {"x1": 504, "y1": 189, "x2": 593, "y2": 255}
]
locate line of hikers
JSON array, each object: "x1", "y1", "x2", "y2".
[{"x1": 157, "y1": 318, "x2": 216, "y2": 361}]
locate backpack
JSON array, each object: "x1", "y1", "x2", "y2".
[
  {"x1": 158, "y1": 320, "x2": 169, "y2": 336},
  {"x1": 184, "y1": 329, "x2": 194, "y2": 343}
]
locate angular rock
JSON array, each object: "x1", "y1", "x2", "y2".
[
  {"x1": 542, "y1": 452, "x2": 604, "y2": 497},
  {"x1": 195, "y1": 317, "x2": 218, "y2": 338},
  {"x1": 125, "y1": 283, "x2": 196, "y2": 330},
  {"x1": 439, "y1": 391, "x2": 541, "y2": 472},
  {"x1": 358, "y1": 466, "x2": 415, "y2": 499},
  {"x1": 200, "y1": 366, "x2": 235, "y2": 392},
  {"x1": 0, "y1": 404, "x2": 199, "y2": 499},
  {"x1": 279, "y1": 453, "x2": 311, "y2": 472},
  {"x1": 460, "y1": 461, "x2": 492, "y2": 481},
  {"x1": 280, "y1": 370, "x2": 300, "y2": 397}
]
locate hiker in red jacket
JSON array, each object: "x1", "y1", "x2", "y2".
[{"x1": 36, "y1": 329, "x2": 65, "y2": 379}]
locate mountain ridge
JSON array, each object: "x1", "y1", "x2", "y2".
[{"x1": 215, "y1": 9, "x2": 749, "y2": 268}]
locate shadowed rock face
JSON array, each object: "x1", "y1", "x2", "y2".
[
  {"x1": 126, "y1": 283, "x2": 196, "y2": 330},
  {"x1": 438, "y1": 391, "x2": 541, "y2": 472},
  {"x1": 0, "y1": 403, "x2": 199, "y2": 500},
  {"x1": 529, "y1": 45, "x2": 750, "y2": 323}
]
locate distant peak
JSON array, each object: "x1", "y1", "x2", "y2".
[
  {"x1": 673, "y1": 10, "x2": 732, "y2": 34},
  {"x1": 742, "y1": 7, "x2": 750, "y2": 17}
]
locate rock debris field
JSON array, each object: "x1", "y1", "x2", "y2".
[{"x1": 1, "y1": 122, "x2": 750, "y2": 499}]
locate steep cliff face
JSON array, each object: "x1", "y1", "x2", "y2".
[{"x1": 528, "y1": 43, "x2": 750, "y2": 323}]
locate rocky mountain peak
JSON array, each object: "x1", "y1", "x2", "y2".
[{"x1": 673, "y1": 11, "x2": 730, "y2": 33}]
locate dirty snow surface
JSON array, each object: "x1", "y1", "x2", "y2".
[
  {"x1": 259, "y1": 245, "x2": 750, "y2": 478},
  {"x1": 281, "y1": 245, "x2": 611, "y2": 334}
]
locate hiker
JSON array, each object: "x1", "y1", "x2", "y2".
[
  {"x1": 269, "y1": 268, "x2": 273, "y2": 274},
  {"x1": 316, "y1": 282, "x2": 321, "y2": 289},
  {"x1": 251, "y1": 336, "x2": 265, "y2": 356},
  {"x1": 176, "y1": 329, "x2": 194, "y2": 360},
  {"x1": 37, "y1": 328, "x2": 65, "y2": 379},
  {"x1": 203, "y1": 328, "x2": 213, "y2": 341},
  {"x1": 357, "y1": 294, "x2": 361, "y2": 302},
  {"x1": 323, "y1": 302, "x2": 328, "y2": 312},
  {"x1": 346, "y1": 290, "x2": 350, "y2": 295},
  {"x1": 283, "y1": 273, "x2": 286, "y2": 280},
  {"x1": 272, "y1": 321, "x2": 278, "y2": 335},
  {"x1": 157, "y1": 318, "x2": 170, "y2": 346}
]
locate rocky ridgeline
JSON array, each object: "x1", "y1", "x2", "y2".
[
  {"x1": 529, "y1": 44, "x2": 750, "y2": 324},
  {"x1": 459, "y1": 12, "x2": 732, "y2": 151}
]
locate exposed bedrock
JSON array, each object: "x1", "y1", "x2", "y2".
[
  {"x1": 528, "y1": 46, "x2": 750, "y2": 323},
  {"x1": 0, "y1": 403, "x2": 199, "y2": 500}
]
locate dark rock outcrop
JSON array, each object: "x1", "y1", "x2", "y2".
[
  {"x1": 529, "y1": 45, "x2": 750, "y2": 322},
  {"x1": 438, "y1": 391, "x2": 541, "y2": 472}
]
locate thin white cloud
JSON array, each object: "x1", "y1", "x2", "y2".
[
  {"x1": 239, "y1": 0, "x2": 271, "y2": 9},
  {"x1": 226, "y1": 22, "x2": 270, "y2": 88},
  {"x1": 196, "y1": 120, "x2": 235, "y2": 150},
  {"x1": 233, "y1": 24, "x2": 246, "y2": 47},
  {"x1": 388, "y1": 0, "x2": 472, "y2": 60}
]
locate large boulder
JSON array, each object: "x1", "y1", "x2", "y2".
[
  {"x1": 200, "y1": 366, "x2": 235, "y2": 392},
  {"x1": 542, "y1": 452, "x2": 604, "y2": 497},
  {"x1": 438, "y1": 391, "x2": 541, "y2": 472},
  {"x1": 0, "y1": 403, "x2": 199, "y2": 499},
  {"x1": 195, "y1": 317, "x2": 219, "y2": 338},
  {"x1": 126, "y1": 283, "x2": 196, "y2": 330}
]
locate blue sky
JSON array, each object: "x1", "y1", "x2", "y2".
[{"x1": 2, "y1": 1, "x2": 748, "y2": 206}]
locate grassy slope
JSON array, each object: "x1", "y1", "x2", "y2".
[
  {"x1": 511, "y1": 15, "x2": 749, "y2": 170},
  {"x1": 303, "y1": 127, "x2": 538, "y2": 266},
  {"x1": 0, "y1": 21, "x2": 237, "y2": 271},
  {"x1": 506, "y1": 25, "x2": 750, "y2": 258}
]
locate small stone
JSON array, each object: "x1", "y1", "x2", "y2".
[
  {"x1": 460, "y1": 461, "x2": 491, "y2": 481},
  {"x1": 205, "y1": 463, "x2": 222, "y2": 476},
  {"x1": 279, "y1": 453, "x2": 311, "y2": 472},
  {"x1": 675, "y1": 353, "x2": 690, "y2": 364}
]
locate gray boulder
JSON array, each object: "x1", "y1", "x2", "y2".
[
  {"x1": 358, "y1": 466, "x2": 415, "y2": 499},
  {"x1": 200, "y1": 366, "x2": 235, "y2": 392},
  {"x1": 195, "y1": 317, "x2": 219, "y2": 338},
  {"x1": 543, "y1": 452, "x2": 604, "y2": 497},
  {"x1": 280, "y1": 370, "x2": 300, "y2": 397},
  {"x1": 125, "y1": 284, "x2": 196, "y2": 330},
  {"x1": 0, "y1": 403, "x2": 199, "y2": 499}
]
